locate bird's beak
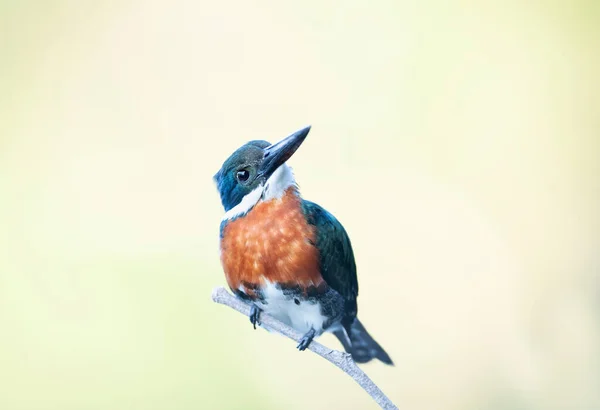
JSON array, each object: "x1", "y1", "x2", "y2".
[{"x1": 258, "y1": 125, "x2": 311, "y2": 180}]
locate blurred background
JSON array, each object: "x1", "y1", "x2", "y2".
[{"x1": 1, "y1": 1, "x2": 598, "y2": 409}]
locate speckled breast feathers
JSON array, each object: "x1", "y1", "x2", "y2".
[{"x1": 220, "y1": 188, "x2": 325, "y2": 298}]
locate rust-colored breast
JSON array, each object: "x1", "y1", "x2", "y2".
[{"x1": 220, "y1": 188, "x2": 323, "y2": 295}]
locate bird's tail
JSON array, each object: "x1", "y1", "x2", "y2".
[{"x1": 334, "y1": 318, "x2": 393, "y2": 365}]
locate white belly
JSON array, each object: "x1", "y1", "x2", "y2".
[{"x1": 254, "y1": 281, "x2": 328, "y2": 335}]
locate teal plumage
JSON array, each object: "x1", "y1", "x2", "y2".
[{"x1": 214, "y1": 126, "x2": 392, "y2": 364}]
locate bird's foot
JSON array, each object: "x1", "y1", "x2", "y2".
[
  {"x1": 249, "y1": 305, "x2": 261, "y2": 329},
  {"x1": 297, "y1": 328, "x2": 316, "y2": 351}
]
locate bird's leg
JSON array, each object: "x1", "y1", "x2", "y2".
[
  {"x1": 249, "y1": 304, "x2": 261, "y2": 329},
  {"x1": 297, "y1": 328, "x2": 316, "y2": 351}
]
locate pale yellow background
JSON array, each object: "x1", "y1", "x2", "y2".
[{"x1": 1, "y1": 1, "x2": 598, "y2": 409}]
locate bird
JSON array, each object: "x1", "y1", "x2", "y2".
[{"x1": 213, "y1": 125, "x2": 393, "y2": 365}]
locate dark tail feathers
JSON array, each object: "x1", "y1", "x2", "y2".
[{"x1": 333, "y1": 318, "x2": 393, "y2": 365}]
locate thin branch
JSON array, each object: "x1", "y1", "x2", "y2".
[{"x1": 211, "y1": 286, "x2": 398, "y2": 410}]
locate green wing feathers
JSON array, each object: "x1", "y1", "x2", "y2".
[{"x1": 301, "y1": 200, "x2": 358, "y2": 317}]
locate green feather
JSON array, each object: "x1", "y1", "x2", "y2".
[{"x1": 301, "y1": 200, "x2": 358, "y2": 318}]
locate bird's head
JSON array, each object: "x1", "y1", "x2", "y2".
[{"x1": 214, "y1": 126, "x2": 311, "y2": 220}]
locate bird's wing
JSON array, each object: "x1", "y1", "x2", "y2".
[{"x1": 301, "y1": 200, "x2": 358, "y2": 316}]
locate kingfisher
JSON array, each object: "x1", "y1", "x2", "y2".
[{"x1": 213, "y1": 126, "x2": 393, "y2": 365}]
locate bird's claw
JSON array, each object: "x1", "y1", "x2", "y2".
[
  {"x1": 249, "y1": 305, "x2": 261, "y2": 329},
  {"x1": 297, "y1": 328, "x2": 316, "y2": 351}
]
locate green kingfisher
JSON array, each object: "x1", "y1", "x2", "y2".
[{"x1": 213, "y1": 126, "x2": 393, "y2": 365}]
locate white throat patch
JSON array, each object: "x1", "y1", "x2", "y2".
[
  {"x1": 263, "y1": 163, "x2": 296, "y2": 201},
  {"x1": 221, "y1": 164, "x2": 297, "y2": 221}
]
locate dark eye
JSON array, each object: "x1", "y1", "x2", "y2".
[{"x1": 236, "y1": 169, "x2": 250, "y2": 182}]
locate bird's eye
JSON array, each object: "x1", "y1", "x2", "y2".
[{"x1": 236, "y1": 169, "x2": 250, "y2": 183}]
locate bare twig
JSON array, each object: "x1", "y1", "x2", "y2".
[{"x1": 211, "y1": 286, "x2": 398, "y2": 410}]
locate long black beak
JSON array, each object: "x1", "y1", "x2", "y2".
[{"x1": 258, "y1": 125, "x2": 311, "y2": 180}]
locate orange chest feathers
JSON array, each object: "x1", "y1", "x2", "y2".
[{"x1": 219, "y1": 189, "x2": 324, "y2": 295}]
